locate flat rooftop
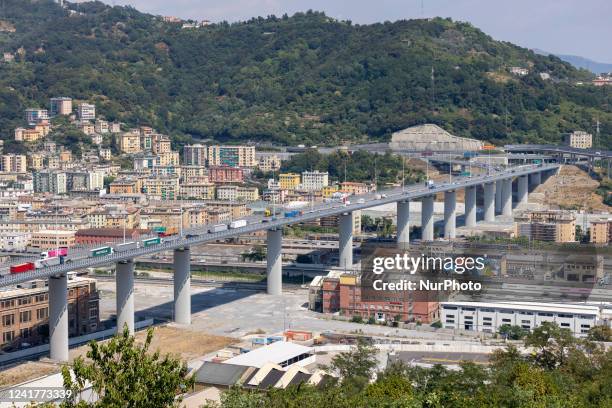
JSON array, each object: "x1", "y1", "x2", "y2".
[
  {"x1": 441, "y1": 301, "x2": 600, "y2": 315},
  {"x1": 223, "y1": 341, "x2": 312, "y2": 368}
]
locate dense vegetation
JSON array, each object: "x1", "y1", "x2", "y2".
[
  {"x1": 280, "y1": 149, "x2": 422, "y2": 185},
  {"x1": 0, "y1": 1, "x2": 610, "y2": 149},
  {"x1": 204, "y1": 323, "x2": 611, "y2": 408}
]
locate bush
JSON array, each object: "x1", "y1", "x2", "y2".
[{"x1": 351, "y1": 315, "x2": 364, "y2": 324}]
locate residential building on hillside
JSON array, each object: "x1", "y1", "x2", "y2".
[
  {"x1": 590, "y1": 218, "x2": 612, "y2": 244},
  {"x1": 183, "y1": 144, "x2": 207, "y2": 166},
  {"x1": 1, "y1": 155, "x2": 27, "y2": 173},
  {"x1": 208, "y1": 166, "x2": 244, "y2": 183},
  {"x1": 77, "y1": 103, "x2": 96, "y2": 121},
  {"x1": 25, "y1": 108, "x2": 49, "y2": 125},
  {"x1": 30, "y1": 230, "x2": 76, "y2": 249},
  {"x1": 33, "y1": 171, "x2": 67, "y2": 194},
  {"x1": 564, "y1": 131, "x2": 593, "y2": 149},
  {"x1": 50, "y1": 97, "x2": 72, "y2": 116},
  {"x1": 301, "y1": 171, "x2": 328, "y2": 191},
  {"x1": 207, "y1": 145, "x2": 256, "y2": 167},
  {"x1": 279, "y1": 173, "x2": 300, "y2": 190}
]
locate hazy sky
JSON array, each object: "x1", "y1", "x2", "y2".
[{"x1": 97, "y1": 0, "x2": 612, "y2": 62}]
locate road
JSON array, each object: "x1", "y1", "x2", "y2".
[{"x1": 0, "y1": 163, "x2": 558, "y2": 287}]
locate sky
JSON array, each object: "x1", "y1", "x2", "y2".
[{"x1": 96, "y1": 0, "x2": 612, "y2": 62}]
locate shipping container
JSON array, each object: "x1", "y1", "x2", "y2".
[
  {"x1": 158, "y1": 226, "x2": 178, "y2": 237},
  {"x1": 142, "y1": 237, "x2": 162, "y2": 247},
  {"x1": 229, "y1": 219, "x2": 247, "y2": 229},
  {"x1": 152, "y1": 226, "x2": 166, "y2": 233},
  {"x1": 284, "y1": 210, "x2": 301, "y2": 218},
  {"x1": 208, "y1": 224, "x2": 228, "y2": 233},
  {"x1": 10, "y1": 262, "x2": 35, "y2": 274},
  {"x1": 91, "y1": 246, "x2": 114, "y2": 257},
  {"x1": 41, "y1": 247, "x2": 68, "y2": 258},
  {"x1": 115, "y1": 241, "x2": 139, "y2": 252}
]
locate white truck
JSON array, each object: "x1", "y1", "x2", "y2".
[
  {"x1": 426, "y1": 180, "x2": 435, "y2": 189},
  {"x1": 34, "y1": 257, "x2": 61, "y2": 269},
  {"x1": 115, "y1": 241, "x2": 139, "y2": 252},
  {"x1": 209, "y1": 224, "x2": 228, "y2": 233},
  {"x1": 229, "y1": 219, "x2": 248, "y2": 229}
]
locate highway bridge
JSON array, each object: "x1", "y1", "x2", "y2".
[
  {"x1": 504, "y1": 144, "x2": 612, "y2": 160},
  {"x1": 1, "y1": 163, "x2": 560, "y2": 362}
]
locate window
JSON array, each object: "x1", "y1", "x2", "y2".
[
  {"x1": 18, "y1": 297, "x2": 32, "y2": 306},
  {"x1": 483, "y1": 317, "x2": 492, "y2": 321},
  {"x1": 443, "y1": 306, "x2": 457, "y2": 310},
  {"x1": 483, "y1": 322, "x2": 492, "y2": 326},
  {"x1": 36, "y1": 308, "x2": 48, "y2": 320},
  {"x1": 2, "y1": 331, "x2": 14, "y2": 343},
  {"x1": 502, "y1": 318, "x2": 511, "y2": 323},
  {"x1": 20, "y1": 327, "x2": 31, "y2": 338},
  {"x1": 2, "y1": 314, "x2": 14, "y2": 327},
  {"x1": 581, "y1": 324, "x2": 590, "y2": 329},
  {"x1": 20, "y1": 310, "x2": 31, "y2": 323},
  {"x1": 538, "y1": 312, "x2": 553, "y2": 317},
  {"x1": 560, "y1": 323, "x2": 570, "y2": 327}
]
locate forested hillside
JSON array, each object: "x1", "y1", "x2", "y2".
[{"x1": 0, "y1": 0, "x2": 610, "y2": 148}]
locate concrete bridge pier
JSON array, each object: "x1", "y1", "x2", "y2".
[
  {"x1": 421, "y1": 196, "x2": 434, "y2": 241},
  {"x1": 116, "y1": 259, "x2": 135, "y2": 334},
  {"x1": 502, "y1": 178, "x2": 513, "y2": 216},
  {"x1": 266, "y1": 229, "x2": 283, "y2": 295},
  {"x1": 530, "y1": 172, "x2": 541, "y2": 190},
  {"x1": 339, "y1": 213, "x2": 354, "y2": 268},
  {"x1": 517, "y1": 175, "x2": 528, "y2": 206},
  {"x1": 396, "y1": 201, "x2": 410, "y2": 249},
  {"x1": 49, "y1": 274, "x2": 68, "y2": 362},
  {"x1": 444, "y1": 191, "x2": 456, "y2": 239},
  {"x1": 173, "y1": 247, "x2": 191, "y2": 324},
  {"x1": 495, "y1": 180, "x2": 503, "y2": 214},
  {"x1": 483, "y1": 182, "x2": 495, "y2": 222},
  {"x1": 464, "y1": 186, "x2": 477, "y2": 228}
]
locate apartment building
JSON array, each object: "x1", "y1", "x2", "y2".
[
  {"x1": 340, "y1": 182, "x2": 374, "y2": 195},
  {"x1": 1, "y1": 155, "x2": 27, "y2": 173},
  {"x1": 99, "y1": 148, "x2": 112, "y2": 161},
  {"x1": 77, "y1": 103, "x2": 96, "y2": 121},
  {"x1": 440, "y1": 301, "x2": 602, "y2": 337},
  {"x1": 589, "y1": 218, "x2": 612, "y2": 244},
  {"x1": 33, "y1": 171, "x2": 67, "y2": 194},
  {"x1": 152, "y1": 134, "x2": 172, "y2": 154},
  {"x1": 27, "y1": 154, "x2": 45, "y2": 171},
  {"x1": 258, "y1": 154, "x2": 281, "y2": 172},
  {"x1": 119, "y1": 132, "x2": 142, "y2": 154},
  {"x1": 94, "y1": 119, "x2": 109, "y2": 134},
  {"x1": 216, "y1": 185, "x2": 259, "y2": 202},
  {"x1": 200, "y1": 201, "x2": 250, "y2": 219},
  {"x1": 50, "y1": 97, "x2": 73, "y2": 116},
  {"x1": 514, "y1": 210, "x2": 576, "y2": 243},
  {"x1": 301, "y1": 171, "x2": 328, "y2": 191},
  {"x1": 0, "y1": 276, "x2": 99, "y2": 351},
  {"x1": 183, "y1": 144, "x2": 208, "y2": 166},
  {"x1": 109, "y1": 179, "x2": 140, "y2": 195},
  {"x1": 158, "y1": 151, "x2": 180, "y2": 167},
  {"x1": 25, "y1": 108, "x2": 49, "y2": 125},
  {"x1": 0, "y1": 232, "x2": 31, "y2": 251},
  {"x1": 141, "y1": 176, "x2": 179, "y2": 200},
  {"x1": 207, "y1": 145, "x2": 256, "y2": 167},
  {"x1": 180, "y1": 183, "x2": 216, "y2": 200},
  {"x1": 279, "y1": 173, "x2": 300, "y2": 190},
  {"x1": 75, "y1": 228, "x2": 144, "y2": 245},
  {"x1": 564, "y1": 131, "x2": 592, "y2": 149},
  {"x1": 208, "y1": 166, "x2": 244, "y2": 183},
  {"x1": 30, "y1": 230, "x2": 76, "y2": 249},
  {"x1": 320, "y1": 210, "x2": 361, "y2": 234}
]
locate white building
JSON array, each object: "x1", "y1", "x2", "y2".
[
  {"x1": 78, "y1": 103, "x2": 96, "y2": 121},
  {"x1": 223, "y1": 341, "x2": 315, "y2": 369},
  {"x1": 0, "y1": 232, "x2": 31, "y2": 251},
  {"x1": 440, "y1": 301, "x2": 603, "y2": 337},
  {"x1": 301, "y1": 170, "x2": 328, "y2": 191},
  {"x1": 564, "y1": 131, "x2": 593, "y2": 149}
]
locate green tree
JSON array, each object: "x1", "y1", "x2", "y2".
[
  {"x1": 329, "y1": 338, "x2": 378, "y2": 394},
  {"x1": 241, "y1": 245, "x2": 266, "y2": 262},
  {"x1": 61, "y1": 326, "x2": 194, "y2": 408},
  {"x1": 587, "y1": 325, "x2": 612, "y2": 342},
  {"x1": 498, "y1": 324, "x2": 528, "y2": 340}
]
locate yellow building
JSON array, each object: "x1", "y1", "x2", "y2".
[
  {"x1": 152, "y1": 134, "x2": 172, "y2": 154},
  {"x1": 30, "y1": 230, "x2": 76, "y2": 249},
  {"x1": 1, "y1": 155, "x2": 27, "y2": 173},
  {"x1": 22, "y1": 129, "x2": 45, "y2": 143},
  {"x1": 28, "y1": 154, "x2": 45, "y2": 171},
  {"x1": 158, "y1": 151, "x2": 180, "y2": 166},
  {"x1": 279, "y1": 173, "x2": 301, "y2": 190},
  {"x1": 322, "y1": 185, "x2": 339, "y2": 198},
  {"x1": 141, "y1": 176, "x2": 179, "y2": 200},
  {"x1": 180, "y1": 183, "x2": 216, "y2": 199},
  {"x1": 118, "y1": 132, "x2": 142, "y2": 154},
  {"x1": 258, "y1": 155, "x2": 281, "y2": 172},
  {"x1": 59, "y1": 150, "x2": 72, "y2": 163},
  {"x1": 590, "y1": 219, "x2": 611, "y2": 244},
  {"x1": 109, "y1": 179, "x2": 139, "y2": 195}
]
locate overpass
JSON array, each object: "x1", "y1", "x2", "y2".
[
  {"x1": 505, "y1": 144, "x2": 612, "y2": 160},
  {"x1": 1, "y1": 163, "x2": 560, "y2": 362}
]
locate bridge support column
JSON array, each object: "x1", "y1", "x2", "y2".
[
  {"x1": 49, "y1": 274, "x2": 68, "y2": 362},
  {"x1": 530, "y1": 172, "x2": 541, "y2": 190},
  {"x1": 173, "y1": 247, "x2": 191, "y2": 325},
  {"x1": 517, "y1": 175, "x2": 528, "y2": 206},
  {"x1": 396, "y1": 201, "x2": 410, "y2": 249},
  {"x1": 339, "y1": 212, "x2": 354, "y2": 268},
  {"x1": 266, "y1": 229, "x2": 282, "y2": 295},
  {"x1": 464, "y1": 186, "x2": 476, "y2": 228},
  {"x1": 502, "y1": 178, "x2": 513, "y2": 216},
  {"x1": 495, "y1": 180, "x2": 503, "y2": 214},
  {"x1": 483, "y1": 182, "x2": 495, "y2": 222},
  {"x1": 444, "y1": 191, "x2": 456, "y2": 239},
  {"x1": 421, "y1": 196, "x2": 434, "y2": 241},
  {"x1": 116, "y1": 259, "x2": 134, "y2": 334}
]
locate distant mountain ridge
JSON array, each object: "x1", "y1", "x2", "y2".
[{"x1": 533, "y1": 49, "x2": 612, "y2": 74}]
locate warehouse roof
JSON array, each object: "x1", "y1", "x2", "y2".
[{"x1": 223, "y1": 341, "x2": 313, "y2": 368}]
